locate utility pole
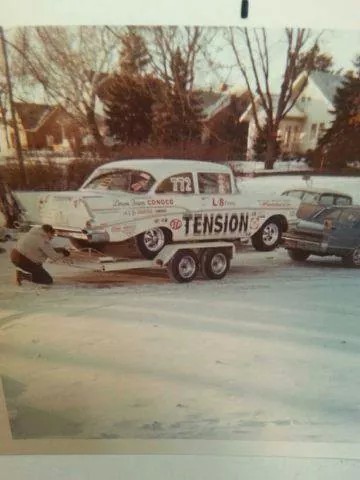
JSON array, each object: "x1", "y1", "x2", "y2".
[{"x1": 0, "y1": 26, "x2": 27, "y2": 187}]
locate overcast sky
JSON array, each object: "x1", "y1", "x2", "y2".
[
  {"x1": 4, "y1": 26, "x2": 359, "y2": 103},
  {"x1": 196, "y1": 28, "x2": 360, "y2": 90}
]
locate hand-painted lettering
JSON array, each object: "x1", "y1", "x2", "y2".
[{"x1": 183, "y1": 213, "x2": 250, "y2": 236}]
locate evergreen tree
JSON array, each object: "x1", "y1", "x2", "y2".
[
  {"x1": 119, "y1": 27, "x2": 150, "y2": 75},
  {"x1": 103, "y1": 74, "x2": 161, "y2": 145},
  {"x1": 316, "y1": 56, "x2": 360, "y2": 169}
]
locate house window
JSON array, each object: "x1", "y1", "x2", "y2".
[{"x1": 310, "y1": 123, "x2": 317, "y2": 141}]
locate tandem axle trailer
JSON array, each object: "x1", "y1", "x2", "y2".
[{"x1": 74, "y1": 241, "x2": 235, "y2": 283}]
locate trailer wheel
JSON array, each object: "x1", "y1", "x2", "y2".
[
  {"x1": 200, "y1": 248, "x2": 230, "y2": 280},
  {"x1": 136, "y1": 227, "x2": 168, "y2": 259},
  {"x1": 167, "y1": 250, "x2": 198, "y2": 283}
]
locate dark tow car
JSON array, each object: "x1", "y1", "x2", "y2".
[{"x1": 282, "y1": 206, "x2": 360, "y2": 268}]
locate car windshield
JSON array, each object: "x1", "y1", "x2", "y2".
[{"x1": 82, "y1": 169, "x2": 155, "y2": 194}]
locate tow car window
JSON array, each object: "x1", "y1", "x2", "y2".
[
  {"x1": 156, "y1": 173, "x2": 194, "y2": 194},
  {"x1": 312, "y1": 208, "x2": 341, "y2": 223},
  {"x1": 335, "y1": 195, "x2": 352, "y2": 206},
  {"x1": 319, "y1": 194, "x2": 335, "y2": 205},
  {"x1": 198, "y1": 173, "x2": 232, "y2": 194},
  {"x1": 302, "y1": 192, "x2": 319, "y2": 203}
]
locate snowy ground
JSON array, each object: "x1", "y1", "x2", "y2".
[
  {"x1": 1, "y1": 173, "x2": 360, "y2": 445},
  {"x1": 1, "y1": 240, "x2": 360, "y2": 443}
]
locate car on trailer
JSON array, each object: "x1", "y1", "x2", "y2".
[{"x1": 39, "y1": 159, "x2": 299, "y2": 260}]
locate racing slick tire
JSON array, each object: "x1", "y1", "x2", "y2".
[
  {"x1": 200, "y1": 248, "x2": 231, "y2": 280},
  {"x1": 342, "y1": 247, "x2": 360, "y2": 268},
  {"x1": 136, "y1": 227, "x2": 168, "y2": 260},
  {"x1": 251, "y1": 218, "x2": 282, "y2": 252},
  {"x1": 287, "y1": 249, "x2": 310, "y2": 262},
  {"x1": 167, "y1": 249, "x2": 198, "y2": 283}
]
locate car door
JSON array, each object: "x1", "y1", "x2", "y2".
[
  {"x1": 327, "y1": 209, "x2": 360, "y2": 254},
  {"x1": 196, "y1": 172, "x2": 245, "y2": 239}
]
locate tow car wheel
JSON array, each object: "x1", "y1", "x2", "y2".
[
  {"x1": 167, "y1": 250, "x2": 198, "y2": 283},
  {"x1": 287, "y1": 249, "x2": 310, "y2": 262},
  {"x1": 251, "y1": 219, "x2": 281, "y2": 252},
  {"x1": 200, "y1": 249, "x2": 230, "y2": 280},
  {"x1": 342, "y1": 247, "x2": 360, "y2": 268},
  {"x1": 136, "y1": 227, "x2": 167, "y2": 259}
]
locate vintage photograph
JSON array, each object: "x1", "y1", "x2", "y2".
[{"x1": 0, "y1": 24, "x2": 359, "y2": 453}]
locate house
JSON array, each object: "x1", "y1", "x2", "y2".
[
  {"x1": 240, "y1": 71, "x2": 345, "y2": 159},
  {"x1": 0, "y1": 102, "x2": 82, "y2": 158},
  {"x1": 197, "y1": 85, "x2": 251, "y2": 162}
]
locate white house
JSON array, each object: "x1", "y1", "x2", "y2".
[{"x1": 240, "y1": 71, "x2": 345, "y2": 159}]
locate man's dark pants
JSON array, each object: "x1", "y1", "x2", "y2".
[{"x1": 10, "y1": 249, "x2": 53, "y2": 285}]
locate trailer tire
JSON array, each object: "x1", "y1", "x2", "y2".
[
  {"x1": 200, "y1": 248, "x2": 230, "y2": 280},
  {"x1": 167, "y1": 250, "x2": 198, "y2": 283}
]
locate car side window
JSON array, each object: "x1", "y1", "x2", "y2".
[
  {"x1": 335, "y1": 196, "x2": 352, "y2": 206},
  {"x1": 302, "y1": 192, "x2": 319, "y2": 203},
  {"x1": 312, "y1": 208, "x2": 341, "y2": 224},
  {"x1": 198, "y1": 173, "x2": 232, "y2": 194},
  {"x1": 319, "y1": 194, "x2": 335, "y2": 205},
  {"x1": 156, "y1": 173, "x2": 194, "y2": 194}
]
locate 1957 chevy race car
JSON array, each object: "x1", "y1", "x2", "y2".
[{"x1": 38, "y1": 159, "x2": 300, "y2": 259}]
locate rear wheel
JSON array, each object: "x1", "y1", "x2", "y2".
[
  {"x1": 251, "y1": 219, "x2": 282, "y2": 252},
  {"x1": 136, "y1": 227, "x2": 168, "y2": 259},
  {"x1": 200, "y1": 248, "x2": 231, "y2": 280},
  {"x1": 167, "y1": 250, "x2": 198, "y2": 283},
  {"x1": 287, "y1": 249, "x2": 310, "y2": 262},
  {"x1": 342, "y1": 247, "x2": 360, "y2": 268}
]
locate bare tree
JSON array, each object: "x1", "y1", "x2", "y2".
[
  {"x1": 141, "y1": 26, "x2": 218, "y2": 145},
  {"x1": 228, "y1": 27, "x2": 320, "y2": 168},
  {"x1": 6, "y1": 26, "x2": 122, "y2": 156}
]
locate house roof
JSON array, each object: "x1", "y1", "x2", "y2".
[
  {"x1": 239, "y1": 71, "x2": 345, "y2": 123},
  {"x1": 198, "y1": 87, "x2": 248, "y2": 121},
  {"x1": 14, "y1": 102, "x2": 57, "y2": 131},
  {"x1": 310, "y1": 71, "x2": 345, "y2": 104}
]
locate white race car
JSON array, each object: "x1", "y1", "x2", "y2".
[{"x1": 39, "y1": 159, "x2": 299, "y2": 258}]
